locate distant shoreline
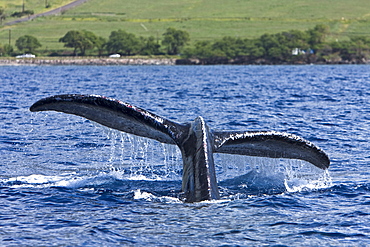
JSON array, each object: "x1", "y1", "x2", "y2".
[
  {"x1": 0, "y1": 57, "x2": 369, "y2": 66},
  {"x1": 0, "y1": 58, "x2": 177, "y2": 66}
]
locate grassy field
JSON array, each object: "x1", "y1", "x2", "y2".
[
  {"x1": 1, "y1": 0, "x2": 370, "y2": 53},
  {"x1": 0, "y1": 0, "x2": 74, "y2": 16}
]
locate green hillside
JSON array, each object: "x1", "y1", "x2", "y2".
[
  {"x1": 0, "y1": 0, "x2": 72, "y2": 14},
  {"x1": 1, "y1": 0, "x2": 370, "y2": 53}
]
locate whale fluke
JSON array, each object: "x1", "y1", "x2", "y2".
[
  {"x1": 30, "y1": 94, "x2": 330, "y2": 202},
  {"x1": 30, "y1": 94, "x2": 184, "y2": 145},
  {"x1": 213, "y1": 131, "x2": 330, "y2": 170}
]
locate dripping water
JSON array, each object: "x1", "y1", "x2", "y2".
[
  {"x1": 215, "y1": 153, "x2": 332, "y2": 196},
  {"x1": 98, "y1": 126, "x2": 332, "y2": 195},
  {"x1": 100, "y1": 127, "x2": 183, "y2": 181}
]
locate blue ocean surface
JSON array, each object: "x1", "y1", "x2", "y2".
[{"x1": 0, "y1": 65, "x2": 369, "y2": 246}]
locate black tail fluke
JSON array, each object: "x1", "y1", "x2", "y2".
[
  {"x1": 30, "y1": 94, "x2": 186, "y2": 145},
  {"x1": 213, "y1": 131, "x2": 330, "y2": 170},
  {"x1": 31, "y1": 94, "x2": 330, "y2": 202}
]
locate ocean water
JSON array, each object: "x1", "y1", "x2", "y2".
[{"x1": 1, "y1": 65, "x2": 369, "y2": 246}]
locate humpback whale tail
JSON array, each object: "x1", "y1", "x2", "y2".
[{"x1": 30, "y1": 94, "x2": 330, "y2": 202}]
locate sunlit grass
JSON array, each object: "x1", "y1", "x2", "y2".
[
  {"x1": 0, "y1": 0, "x2": 74, "y2": 15},
  {"x1": 0, "y1": 0, "x2": 369, "y2": 52}
]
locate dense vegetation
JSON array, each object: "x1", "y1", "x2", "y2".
[
  {"x1": 0, "y1": 27, "x2": 189, "y2": 57},
  {"x1": 1, "y1": 24, "x2": 370, "y2": 64},
  {"x1": 183, "y1": 25, "x2": 370, "y2": 64}
]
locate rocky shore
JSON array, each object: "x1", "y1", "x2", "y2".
[
  {"x1": 1, "y1": 57, "x2": 369, "y2": 66},
  {"x1": 0, "y1": 58, "x2": 177, "y2": 66},
  {"x1": 176, "y1": 57, "x2": 370, "y2": 65}
]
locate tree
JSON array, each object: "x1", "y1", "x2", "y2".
[
  {"x1": 0, "y1": 8, "x2": 6, "y2": 25},
  {"x1": 281, "y1": 30, "x2": 310, "y2": 50},
  {"x1": 59, "y1": 30, "x2": 81, "y2": 55},
  {"x1": 140, "y1": 36, "x2": 161, "y2": 55},
  {"x1": 3, "y1": 44, "x2": 13, "y2": 56},
  {"x1": 211, "y1": 37, "x2": 245, "y2": 58},
  {"x1": 348, "y1": 37, "x2": 370, "y2": 60},
  {"x1": 241, "y1": 39, "x2": 265, "y2": 59},
  {"x1": 267, "y1": 46, "x2": 290, "y2": 61},
  {"x1": 95, "y1": 36, "x2": 107, "y2": 56},
  {"x1": 307, "y1": 24, "x2": 329, "y2": 49},
  {"x1": 162, "y1": 28, "x2": 190, "y2": 55},
  {"x1": 15, "y1": 35, "x2": 41, "y2": 53},
  {"x1": 59, "y1": 30, "x2": 99, "y2": 55},
  {"x1": 11, "y1": 10, "x2": 34, "y2": 18},
  {"x1": 184, "y1": 41, "x2": 220, "y2": 59},
  {"x1": 106, "y1": 30, "x2": 140, "y2": 55}
]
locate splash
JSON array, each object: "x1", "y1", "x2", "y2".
[
  {"x1": 99, "y1": 127, "x2": 183, "y2": 181},
  {"x1": 284, "y1": 161, "x2": 332, "y2": 192},
  {"x1": 215, "y1": 153, "x2": 332, "y2": 194},
  {"x1": 1, "y1": 173, "x2": 86, "y2": 188},
  {"x1": 4, "y1": 127, "x2": 331, "y2": 199},
  {"x1": 100, "y1": 130, "x2": 332, "y2": 195},
  {"x1": 85, "y1": 128, "x2": 332, "y2": 194},
  {"x1": 133, "y1": 189, "x2": 181, "y2": 203}
]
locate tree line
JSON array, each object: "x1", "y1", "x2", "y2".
[
  {"x1": 1, "y1": 24, "x2": 370, "y2": 64},
  {"x1": 183, "y1": 24, "x2": 370, "y2": 64},
  {"x1": 0, "y1": 27, "x2": 190, "y2": 57}
]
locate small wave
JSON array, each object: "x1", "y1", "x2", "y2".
[
  {"x1": 0, "y1": 171, "x2": 183, "y2": 202},
  {"x1": 133, "y1": 189, "x2": 181, "y2": 203},
  {"x1": 1, "y1": 173, "x2": 90, "y2": 188},
  {"x1": 324, "y1": 183, "x2": 370, "y2": 199},
  {"x1": 298, "y1": 230, "x2": 368, "y2": 239}
]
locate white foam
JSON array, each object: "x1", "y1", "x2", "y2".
[
  {"x1": 2, "y1": 173, "x2": 86, "y2": 188},
  {"x1": 133, "y1": 189, "x2": 181, "y2": 203}
]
